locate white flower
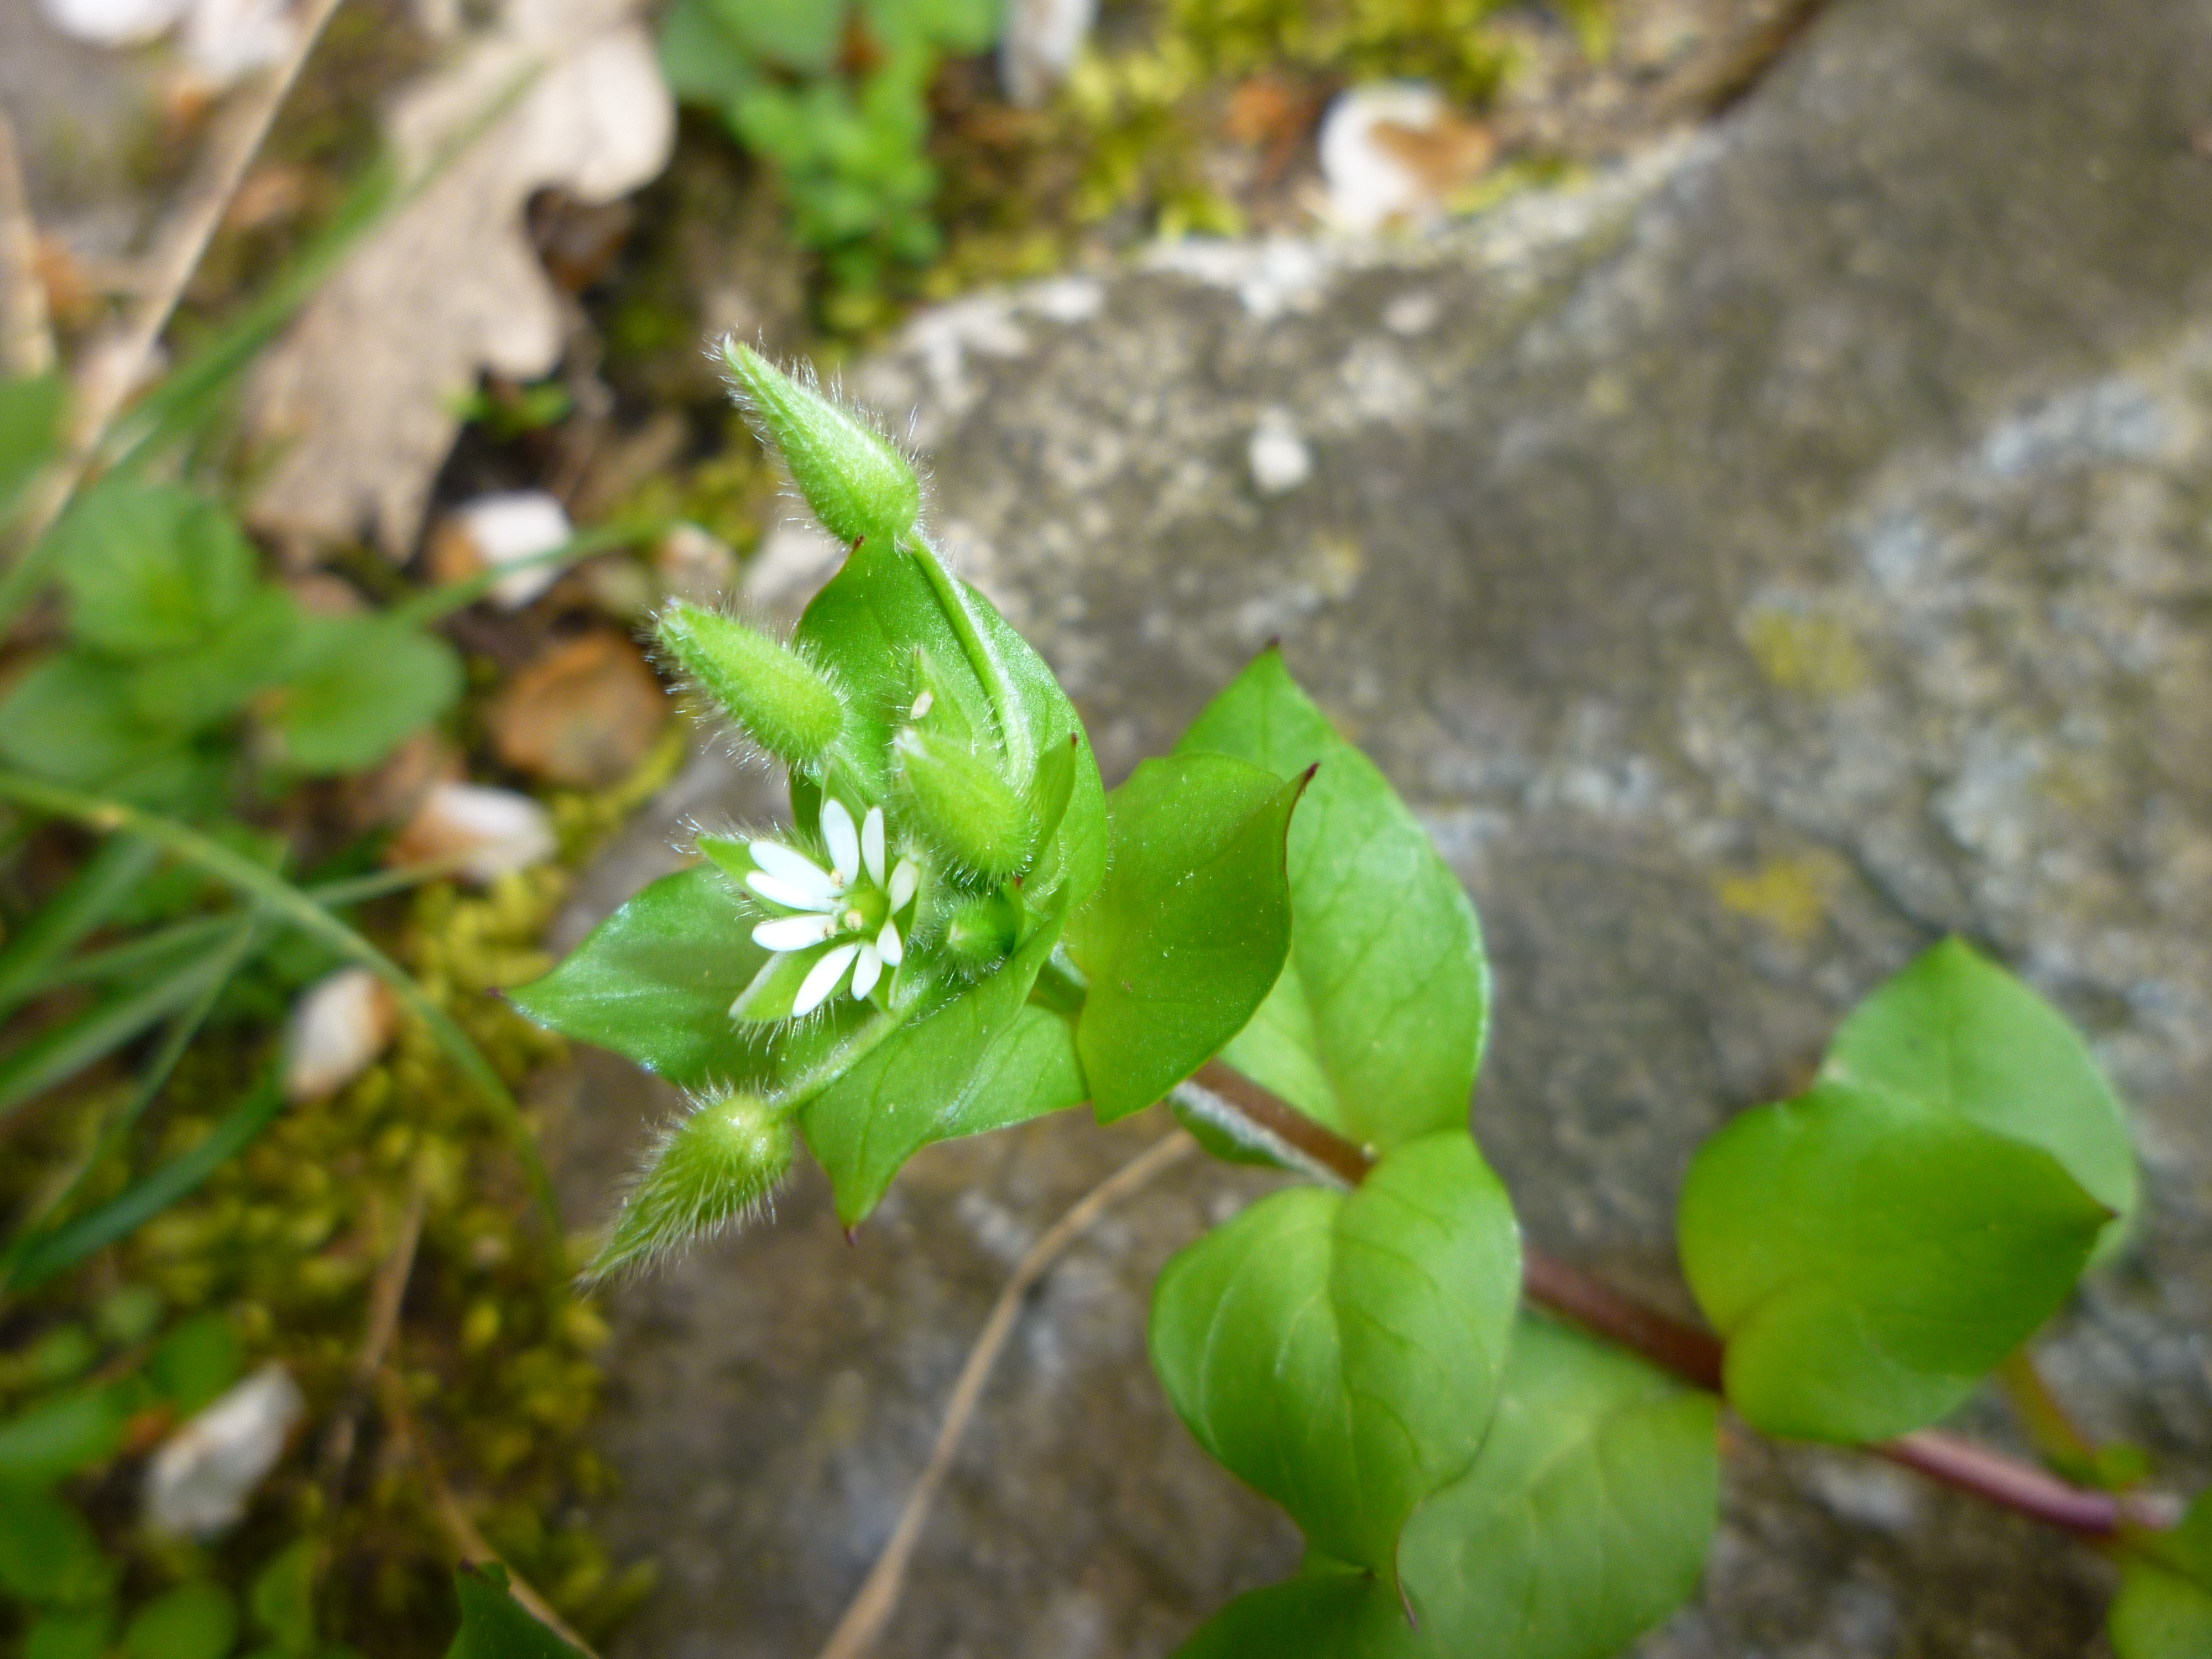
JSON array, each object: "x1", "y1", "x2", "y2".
[{"x1": 741, "y1": 797, "x2": 917, "y2": 1016}]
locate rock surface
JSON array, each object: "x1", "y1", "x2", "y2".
[{"x1": 559, "y1": 0, "x2": 2212, "y2": 1652}]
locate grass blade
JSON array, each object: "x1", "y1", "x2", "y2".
[{"x1": 0, "y1": 834, "x2": 161, "y2": 1016}]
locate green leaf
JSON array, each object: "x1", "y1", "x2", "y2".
[
  {"x1": 2111, "y1": 1496, "x2": 2212, "y2": 1658},
  {"x1": 702, "y1": 0, "x2": 845, "y2": 71},
  {"x1": 800, "y1": 915, "x2": 1067, "y2": 1225},
  {"x1": 933, "y1": 1003, "x2": 1086, "y2": 1139},
  {"x1": 126, "y1": 587, "x2": 302, "y2": 733},
  {"x1": 0, "y1": 1484, "x2": 113, "y2": 1605},
  {"x1": 123, "y1": 1582, "x2": 238, "y2": 1659},
  {"x1": 27, "y1": 1607, "x2": 118, "y2": 1659},
  {"x1": 54, "y1": 479, "x2": 256, "y2": 657},
  {"x1": 658, "y1": 0, "x2": 762, "y2": 106},
  {"x1": 1397, "y1": 1316, "x2": 1717, "y2": 1658},
  {"x1": 0, "y1": 1382, "x2": 135, "y2": 1485},
  {"x1": 273, "y1": 616, "x2": 462, "y2": 773},
  {"x1": 445, "y1": 1563, "x2": 586, "y2": 1659},
  {"x1": 0, "y1": 373, "x2": 66, "y2": 524},
  {"x1": 0, "y1": 649, "x2": 207, "y2": 797},
  {"x1": 1148, "y1": 1130, "x2": 1520, "y2": 1575},
  {"x1": 1824, "y1": 937, "x2": 2137, "y2": 1253},
  {"x1": 792, "y1": 532, "x2": 1107, "y2": 908},
  {"x1": 1174, "y1": 1569, "x2": 1427, "y2": 1659},
  {"x1": 1067, "y1": 753, "x2": 1305, "y2": 1123},
  {"x1": 509, "y1": 864, "x2": 776, "y2": 1092},
  {"x1": 150, "y1": 1312, "x2": 243, "y2": 1415},
  {"x1": 1178, "y1": 648, "x2": 1487, "y2": 1151},
  {"x1": 1678, "y1": 1079, "x2": 2110, "y2": 1442},
  {"x1": 248, "y1": 1541, "x2": 320, "y2": 1656}
]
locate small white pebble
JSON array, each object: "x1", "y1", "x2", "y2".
[
  {"x1": 144, "y1": 1365, "x2": 305, "y2": 1539},
  {"x1": 389, "y1": 780, "x2": 556, "y2": 884},
  {"x1": 283, "y1": 968, "x2": 396, "y2": 1103},
  {"x1": 1248, "y1": 411, "x2": 1314, "y2": 495},
  {"x1": 450, "y1": 491, "x2": 574, "y2": 609},
  {"x1": 1383, "y1": 290, "x2": 1442, "y2": 337},
  {"x1": 37, "y1": 0, "x2": 189, "y2": 46}
]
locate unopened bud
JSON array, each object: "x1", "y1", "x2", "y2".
[
  {"x1": 721, "y1": 340, "x2": 919, "y2": 549},
  {"x1": 656, "y1": 602, "x2": 844, "y2": 765},
  {"x1": 587, "y1": 1091, "x2": 794, "y2": 1279},
  {"x1": 893, "y1": 726, "x2": 1031, "y2": 881},
  {"x1": 943, "y1": 894, "x2": 1020, "y2": 972}
]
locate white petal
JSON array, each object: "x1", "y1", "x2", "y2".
[
  {"x1": 821, "y1": 798, "x2": 860, "y2": 886},
  {"x1": 753, "y1": 914, "x2": 837, "y2": 952},
  {"x1": 794, "y1": 943, "x2": 859, "y2": 1016},
  {"x1": 849, "y1": 944, "x2": 883, "y2": 999},
  {"x1": 750, "y1": 839, "x2": 836, "y2": 896},
  {"x1": 875, "y1": 919, "x2": 904, "y2": 967},
  {"x1": 861, "y1": 806, "x2": 887, "y2": 888},
  {"x1": 747, "y1": 872, "x2": 839, "y2": 912},
  {"x1": 887, "y1": 858, "x2": 919, "y2": 911}
]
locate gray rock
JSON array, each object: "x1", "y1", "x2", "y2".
[{"x1": 564, "y1": 0, "x2": 2212, "y2": 1651}]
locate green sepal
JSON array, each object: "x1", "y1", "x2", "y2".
[
  {"x1": 657, "y1": 601, "x2": 845, "y2": 765},
  {"x1": 1148, "y1": 1130, "x2": 1520, "y2": 1578},
  {"x1": 721, "y1": 340, "x2": 919, "y2": 549},
  {"x1": 728, "y1": 943, "x2": 833, "y2": 1024},
  {"x1": 588, "y1": 1089, "x2": 795, "y2": 1278},
  {"x1": 1679, "y1": 1079, "x2": 2110, "y2": 1443},
  {"x1": 892, "y1": 723, "x2": 1032, "y2": 880},
  {"x1": 1178, "y1": 648, "x2": 1488, "y2": 1151},
  {"x1": 1067, "y1": 753, "x2": 1306, "y2": 1123},
  {"x1": 508, "y1": 864, "x2": 776, "y2": 1092}
]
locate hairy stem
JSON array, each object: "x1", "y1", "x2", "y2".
[{"x1": 1185, "y1": 1061, "x2": 2163, "y2": 1539}]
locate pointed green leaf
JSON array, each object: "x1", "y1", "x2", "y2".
[
  {"x1": 1399, "y1": 1316, "x2": 1717, "y2": 1659},
  {"x1": 1679, "y1": 1079, "x2": 2109, "y2": 1442},
  {"x1": 1823, "y1": 937, "x2": 2137, "y2": 1251},
  {"x1": 446, "y1": 1564, "x2": 586, "y2": 1659},
  {"x1": 1148, "y1": 1130, "x2": 1520, "y2": 1575},
  {"x1": 508, "y1": 864, "x2": 776, "y2": 1092},
  {"x1": 2110, "y1": 1496, "x2": 2212, "y2": 1658},
  {"x1": 800, "y1": 915, "x2": 1067, "y2": 1224},
  {"x1": 1067, "y1": 753, "x2": 1305, "y2": 1123},
  {"x1": 931, "y1": 1003, "x2": 1085, "y2": 1139},
  {"x1": 1177, "y1": 649, "x2": 1487, "y2": 1151}
]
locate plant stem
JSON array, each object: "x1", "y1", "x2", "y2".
[{"x1": 1186, "y1": 1061, "x2": 2163, "y2": 1540}]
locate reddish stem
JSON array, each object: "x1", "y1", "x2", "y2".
[{"x1": 1189, "y1": 1063, "x2": 2154, "y2": 1540}]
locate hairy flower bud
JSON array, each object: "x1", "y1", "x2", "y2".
[
  {"x1": 587, "y1": 1091, "x2": 794, "y2": 1279},
  {"x1": 892, "y1": 725, "x2": 1032, "y2": 881},
  {"x1": 721, "y1": 340, "x2": 919, "y2": 549},
  {"x1": 656, "y1": 602, "x2": 844, "y2": 765},
  {"x1": 942, "y1": 893, "x2": 1020, "y2": 973}
]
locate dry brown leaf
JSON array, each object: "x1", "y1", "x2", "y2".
[
  {"x1": 486, "y1": 629, "x2": 665, "y2": 787},
  {"x1": 244, "y1": 0, "x2": 672, "y2": 555}
]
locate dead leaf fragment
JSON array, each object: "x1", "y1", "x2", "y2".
[
  {"x1": 486, "y1": 629, "x2": 665, "y2": 787},
  {"x1": 244, "y1": 0, "x2": 674, "y2": 555}
]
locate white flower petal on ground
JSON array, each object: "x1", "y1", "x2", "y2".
[
  {"x1": 449, "y1": 491, "x2": 574, "y2": 609},
  {"x1": 388, "y1": 781, "x2": 555, "y2": 885},
  {"x1": 283, "y1": 968, "x2": 397, "y2": 1103},
  {"x1": 887, "y1": 858, "x2": 919, "y2": 912},
  {"x1": 861, "y1": 806, "x2": 887, "y2": 887},
  {"x1": 821, "y1": 797, "x2": 860, "y2": 886},
  {"x1": 795, "y1": 942, "x2": 859, "y2": 1016},
  {"x1": 749, "y1": 841, "x2": 837, "y2": 904},
  {"x1": 753, "y1": 915, "x2": 838, "y2": 953},
  {"x1": 746, "y1": 871, "x2": 839, "y2": 913},
  {"x1": 144, "y1": 1365, "x2": 305, "y2": 1539},
  {"x1": 850, "y1": 943, "x2": 883, "y2": 999},
  {"x1": 875, "y1": 919, "x2": 904, "y2": 967}
]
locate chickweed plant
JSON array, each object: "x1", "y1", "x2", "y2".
[{"x1": 513, "y1": 344, "x2": 2211, "y2": 1658}]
